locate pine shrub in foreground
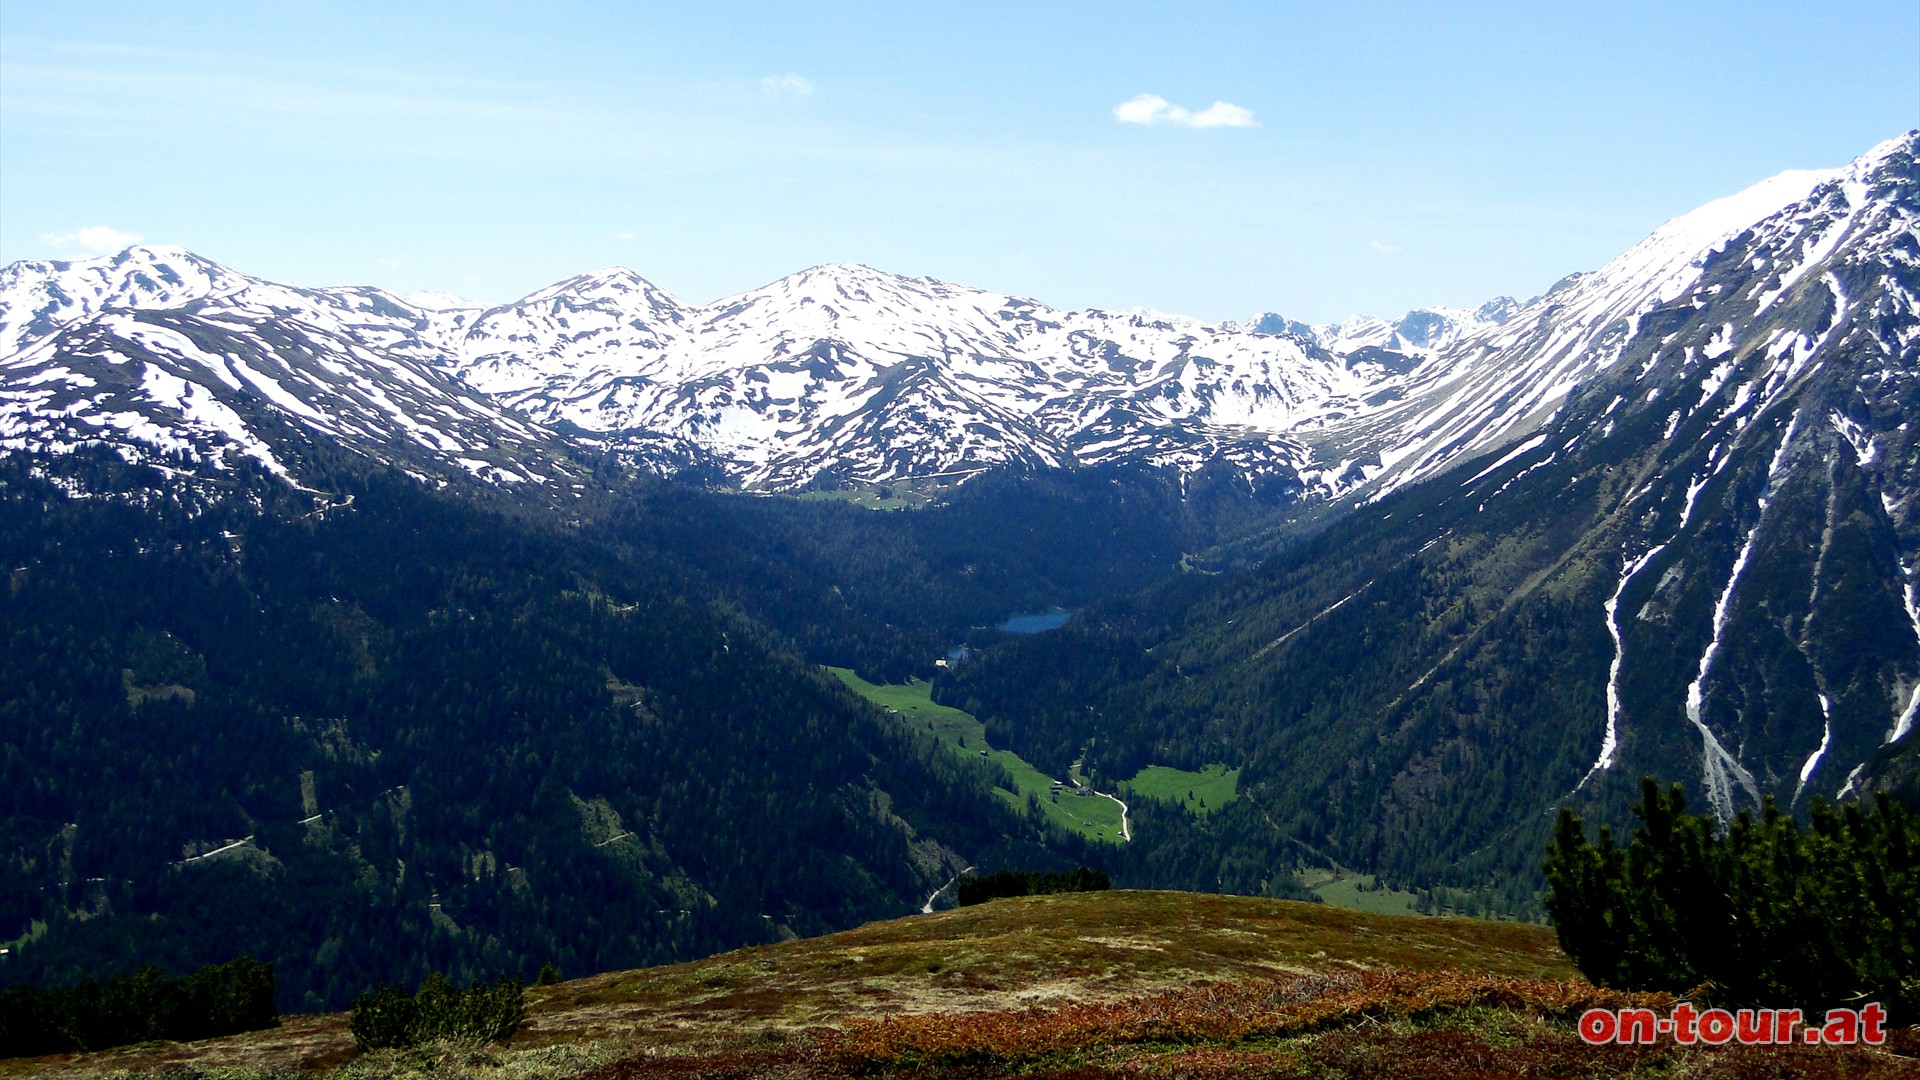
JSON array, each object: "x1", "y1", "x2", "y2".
[
  {"x1": 348, "y1": 971, "x2": 524, "y2": 1051},
  {"x1": 1545, "y1": 778, "x2": 1919, "y2": 1021}
]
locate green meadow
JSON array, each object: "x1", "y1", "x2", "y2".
[
  {"x1": 1120, "y1": 763, "x2": 1239, "y2": 816},
  {"x1": 1297, "y1": 866, "x2": 1424, "y2": 916},
  {"x1": 827, "y1": 667, "x2": 1126, "y2": 843}
]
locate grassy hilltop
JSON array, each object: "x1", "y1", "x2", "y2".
[{"x1": 9, "y1": 891, "x2": 1913, "y2": 1079}]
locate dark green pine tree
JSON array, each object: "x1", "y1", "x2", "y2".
[
  {"x1": 1542, "y1": 805, "x2": 1625, "y2": 986},
  {"x1": 1544, "y1": 777, "x2": 1919, "y2": 1021}
]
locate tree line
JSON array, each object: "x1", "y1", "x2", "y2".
[{"x1": 0, "y1": 957, "x2": 275, "y2": 1056}]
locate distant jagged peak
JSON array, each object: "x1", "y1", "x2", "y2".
[
  {"x1": 1303, "y1": 302, "x2": 1516, "y2": 358},
  {"x1": 1472, "y1": 295, "x2": 1524, "y2": 324},
  {"x1": 1389, "y1": 308, "x2": 1473, "y2": 350},
  {"x1": 1243, "y1": 312, "x2": 1316, "y2": 339}
]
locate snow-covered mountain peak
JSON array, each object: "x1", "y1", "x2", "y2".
[
  {"x1": 710, "y1": 262, "x2": 1000, "y2": 322},
  {"x1": 1297, "y1": 132, "x2": 1920, "y2": 505},
  {"x1": 1300, "y1": 301, "x2": 1519, "y2": 359},
  {"x1": 1621, "y1": 168, "x2": 1838, "y2": 282},
  {"x1": 1107, "y1": 306, "x2": 1209, "y2": 331},
  {"x1": 781, "y1": 261, "x2": 919, "y2": 288},
  {"x1": 511, "y1": 267, "x2": 688, "y2": 317},
  {"x1": 1242, "y1": 312, "x2": 1316, "y2": 340},
  {"x1": 1832, "y1": 130, "x2": 1918, "y2": 231},
  {"x1": 0, "y1": 245, "x2": 248, "y2": 357},
  {"x1": 1843, "y1": 128, "x2": 1919, "y2": 182},
  {"x1": 448, "y1": 270, "x2": 693, "y2": 396},
  {"x1": 1556, "y1": 136, "x2": 1910, "y2": 320},
  {"x1": 398, "y1": 289, "x2": 486, "y2": 312},
  {"x1": 2, "y1": 131, "x2": 1909, "y2": 503},
  {"x1": 682, "y1": 264, "x2": 1032, "y2": 372},
  {"x1": 1502, "y1": 135, "x2": 1910, "y2": 341}
]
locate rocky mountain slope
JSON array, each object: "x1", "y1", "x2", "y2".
[{"x1": 943, "y1": 131, "x2": 1920, "y2": 897}]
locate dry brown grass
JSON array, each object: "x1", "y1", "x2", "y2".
[{"x1": 16, "y1": 891, "x2": 1910, "y2": 1078}]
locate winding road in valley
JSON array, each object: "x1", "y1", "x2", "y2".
[
  {"x1": 1099, "y1": 790, "x2": 1131, "y2": 842},
  {"x1": 922, "y1": 865, "x2": 974, "y2": 913}
]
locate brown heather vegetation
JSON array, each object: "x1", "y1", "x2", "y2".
[
  {"x1": 585, "y1": 969, "x2": 1917, "y2": 1079},
  {"x1": 819, "y1": 968, "x2": 1674, "y2": 1065},
  {"x1": 7, "y1": 892, "x2": 1916, "y2": 1079}
]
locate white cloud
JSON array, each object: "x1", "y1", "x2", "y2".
[
  {"x1": 1114, "y1": 93, "x2": 1174, "y2": 125},
  {"x1": 42, "y1": 225, "x2": 143, "y2": 253},
  {"x1": 1188, "y1": 101, "x2": 1258, "y2": 128},
  {"x1": 1369, "y1": 240, "x2": 1404, "y2": 254},
  {"x1": 1113, "y1": 93, "x2": 1257, "y2": 129},
  {"x1": 613, "y1": 231, "x2": 637, "y2": 241},
  {"x1": 762, "y1": 73, "x2": 814, "y2": 97}
]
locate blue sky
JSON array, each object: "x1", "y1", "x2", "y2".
[{"x1": 3, "y1": 2, "x2": 1915, "y2": 323}]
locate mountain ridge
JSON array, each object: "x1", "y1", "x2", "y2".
[{"x1": 9, "y1": 132, "x2": 1908, "y2": 503}]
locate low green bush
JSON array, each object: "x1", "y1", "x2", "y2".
[
  {"x1": 348, "y1": 972, "x2": 524, "y2": 1051},
  {"x1": 958, "y1": 866, "x2": 1110, "y2": 906}
]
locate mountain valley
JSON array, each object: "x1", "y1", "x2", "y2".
[{"x1": 2, "y1": 129, "x2": 1917, "y2": 1021}]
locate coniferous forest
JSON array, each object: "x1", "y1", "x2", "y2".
[
  {"x1": 1, "y1": 448, "x2": 1306, "y2": 1012},
  {"x1": 0, "y1": 452, "x2": 1042, "y2": 1009},
  {"x1": 3, "y1": 400, "x2": 1917, "y2": 1017}
]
